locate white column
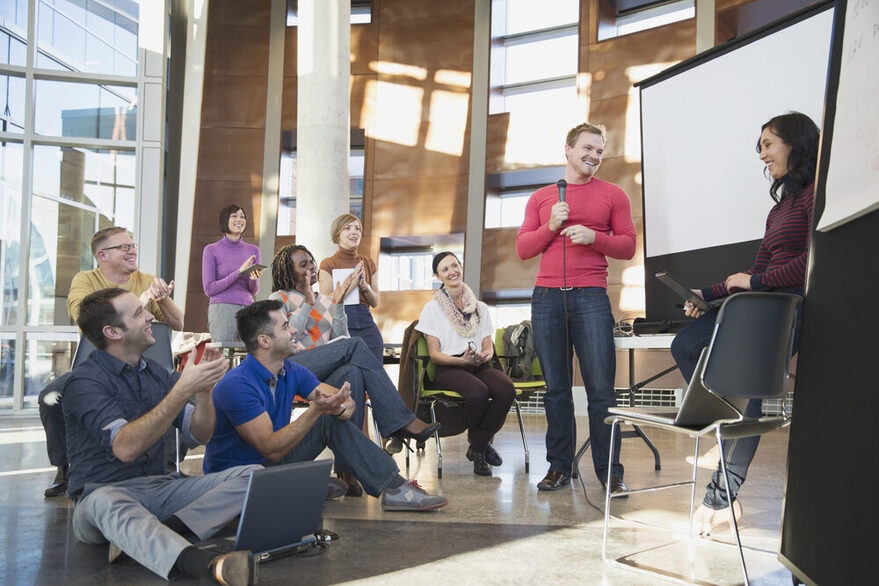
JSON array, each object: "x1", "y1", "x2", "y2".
[
  {"x1": 696, "y1": 0, "x2": 716, "y2": 53},
  {"x1": 296, "y1": 0, "x2": 351, "y2": 263},
  {"x1": 173, "y1": 0, "x2": 211, "y2": 314}
]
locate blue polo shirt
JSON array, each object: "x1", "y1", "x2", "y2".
[
  {"x1": 63, "y1": 349, "x2": 190, "y2": 498},
  {"x1": 204, "y1": 355, "x2": 320, "y2": 473}
]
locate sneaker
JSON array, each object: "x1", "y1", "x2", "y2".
[{"x1": 381, "y1": 480, "x2": 448, "y2": 512}]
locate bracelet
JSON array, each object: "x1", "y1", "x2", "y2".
[{"x1": 334, "y1": 404, "x2": 347, "y2": 418}]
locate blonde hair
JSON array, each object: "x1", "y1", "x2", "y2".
[
  {"x1": 330, "y1": 213, "x2": 361, "y2": 245},
  {"x1": 565, "y1": 122, "x2": 607, "y2": 148}
]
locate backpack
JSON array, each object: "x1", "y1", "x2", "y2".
[{"x1": 501, "y1": 320, "x2": 536, "y2": 381}]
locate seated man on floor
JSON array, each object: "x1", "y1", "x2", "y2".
[
  {"x1": 203, "y1": 300, "x2": 448, "y2": 512},
  {"x1": 64, "y1": 288, "x2": 259, "y2": 585},
  {"x1": 41, "y1": 226, "x2": 185, "y2": 497}
]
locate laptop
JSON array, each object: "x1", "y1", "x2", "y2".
[
  {"x1": 655, "y1": 271, "x2": 724, "y2": 313},
  {"x1": 203, "y1": 459, "x2": 332, "y2": 563},
  {"x1": 610, "y1": 350, "x2": 748, "y2": 427}
]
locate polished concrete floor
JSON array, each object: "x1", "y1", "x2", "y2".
[{"x1": 0, "y1": 413, "x2": 797, "y2": 585}]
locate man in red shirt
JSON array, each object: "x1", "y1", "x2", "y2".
[{"x1": 516, "y1": 123, "x2": 635, "y2": 493}]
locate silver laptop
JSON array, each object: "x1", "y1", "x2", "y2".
[
  {"x1": 204, "y1": 459, "x2": 332, "y2": 563},
  {"x1": 610, "y1": 350, "x2": 747, "y2": 427}
]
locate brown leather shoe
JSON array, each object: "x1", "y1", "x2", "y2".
[
  {"x1": 537, "y1": 469, "x2": 571, "y2": 491},
  {"x1": 602, "y1": 476, "x2": 629, "y2": 496}
]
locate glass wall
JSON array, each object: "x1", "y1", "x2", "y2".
[{"x1": 0, "y1": 0, "x2": 149, "y2": 412}]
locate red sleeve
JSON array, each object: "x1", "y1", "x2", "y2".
[
  {"x1": 516, "y1": 188, "x2": 557, "y2": 260},
  {"x1": 591, "y1": 188, "x2": 636, "y2": 260}
]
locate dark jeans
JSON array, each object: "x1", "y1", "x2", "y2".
[
  {"x1": 345, "y1": 303, "x2": 384, "y2": 367},
  {"x1": 430, "y1": 363, "x2": 515, "y2": 451},
  {"x1": 670, "y1": 294, "x2": 802, "y2": 509},
  {"x1": 531, "y1": 286, "x2": 623, "y2": 481}
]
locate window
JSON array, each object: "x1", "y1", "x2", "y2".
[
  {"x1": 277, "y1": 148, "x2": 364, "y2": 237},
  {"x1": 599, "y1": 0, "x2": 695, "y2": 41},
  {"x1": 377, "y1": 235, "x2": 464, "y2": 292},
  {"x1": 286, "y1": 0, "x2": 372, "y2": 26}
]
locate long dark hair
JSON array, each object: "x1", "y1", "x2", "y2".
[
  {"x1": 271, "y1": 244, "x2": 314, "y2": 292},
  {"x1": 756, "y1": 112, "x2": 819, "y2": 202}
]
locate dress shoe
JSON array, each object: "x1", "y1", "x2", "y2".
[
  {"x1": 326, "y1": 477, "x2": 348, "y2": 500},
  {"x1": 537, "y1": 469, "x2": 570, "y2": 491},
  {"x1": 211, "y1": 550, "x2": 258, "y2": 586},
  {"x1": 338, "y1": 472, "x2": 363, "y2": 497},
  {"x1": 44, "y1": 465, "x2": 68, "y2": 498},
  {"x1": 483, "y1": 443, "x2": 503, "y2": 467},
  {"x1": 469, "y1": 449, "x2": 492, "y2": 476},
  {"x1": 394, "y1": 421, "x2": 441, "y2": 443},
  {"x1": 602, "y1": 476, "x2": 629, "y2": 496},
  {"x1": 383, "y1": 436, "x2": 403, "y2": 454}
]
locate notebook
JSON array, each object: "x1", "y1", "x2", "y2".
[
  {"x1": 655, "y1": 271, "x2": 724, "y2": 312},
  {"x1": 203, "y1": 459, "x2": 332, "y2": 563},
  {"x1": 610, "y1": 350, "x2": 747, "y2": 427}
]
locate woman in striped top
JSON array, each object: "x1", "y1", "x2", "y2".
[{"x1": 670, "y1": 111, "x2": 819, "y2": 534}]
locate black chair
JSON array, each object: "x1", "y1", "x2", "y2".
[{"x1": 601, "y1": 292, "x2": 801, "y2": 586}]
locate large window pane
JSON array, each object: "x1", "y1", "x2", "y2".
[
  {"x1": 503, "y1": 0, "x2": 579, "y2": 35},
  {"x1": 23, "y1": 334, "x2": 78, "y2": 405},
  {"x1": 0, "y1": 334, "x2": 14, "y2": 409},
  {"x1": 504, "y1": 34, "x2": 578, "y2": 85},
  {"x1": 0, "y1": 74, "x2": 26, "y2": 133},
  {"x1": 0, "y1": 12, "x2": 28, "y2": 67},
  {"x1": 1, "y1": 142, "x2": 23, "y2": 327},
  {"x1": 33, "y1": 145, "x2": 135, "y2": 219},
  {"x1": 27, "y1": 197, "x2": 99, "y2": 326},
  {"x1": 36, "y1": 0, "x2": 139, "y2": 76},
  {"x1": 34, "y1": 80, "x2": 137, "y2": 139}
]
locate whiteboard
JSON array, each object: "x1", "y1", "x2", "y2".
[{"x1": 817, "y1": 0, "x2": 879, "y2": 231}]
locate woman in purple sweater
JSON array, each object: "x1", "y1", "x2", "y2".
[{"x1": 202, "y1": 204, "x2": 262, "y2": 342}]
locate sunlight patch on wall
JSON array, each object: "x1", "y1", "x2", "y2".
[
  {"x1": 425, "y1": 90, "x2": 469, "y2": 156},
  {"x1": 434, "y1": 69, "x2": 471, "y2": 88},
  {"x1": 370, "y1": 60, "x2": 428, "y2": 81},
  {"x1": 370, "y1": 80, "x2": 424, "y2": 147}
]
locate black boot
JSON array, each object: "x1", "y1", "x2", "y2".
[
  {"x1": 44, "y1": 464, "x2": 68, "y2": 498},
  {"x1": 468, "y1": 448, "x2": 492, "y2": 476}
]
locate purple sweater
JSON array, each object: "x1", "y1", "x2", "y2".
[{"x1": 202, "y1": 236, "x2": 260, "y2": 306}]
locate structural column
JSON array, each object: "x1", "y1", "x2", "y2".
[{"x1": 296, "y1": 0, "x2": 351, "y2": 263}]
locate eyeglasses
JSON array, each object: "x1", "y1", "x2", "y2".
[
  {"x1": 102, "y1": 243, "x2": 137, "y2": 252},
  {"x1": 467, "y1": 341, "x2": 478, "y2": 352}
]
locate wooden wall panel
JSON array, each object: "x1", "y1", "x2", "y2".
[
  {"x1": 480, "y1": 228, "x2": 538, "y2": 292},
  {"x1": 201, "y1": 75, "x2": 268, "y2": 128}
]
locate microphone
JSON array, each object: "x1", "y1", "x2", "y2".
[{"x1": 557, "y1": 179, "x2": 567, "y2": 203}]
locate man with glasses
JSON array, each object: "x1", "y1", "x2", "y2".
[
  {"x1": 40, "y1": 226, "x2": 185, "y2": 497},
  {"x1": 67, "y1": 226, "x2": 184, "y2": 330}
]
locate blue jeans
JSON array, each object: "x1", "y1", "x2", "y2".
[
  {"x1": 531, "y1": 286, "x2": 623, "y2": 480},
  {"x1": 345, "y1": 303, "x2": 384, "y2": 366},
  {"x1": 671, "y1": 294, "x2": 802, "y2": 508},
  {"x1": 289, "y1": 337, "x2": 415, "y2": 437},
  {"x1": 280, "y1": 415, "x2": 399, "y2": 497}
]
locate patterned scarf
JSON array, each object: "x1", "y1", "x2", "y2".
[{"x1": 433, "y1": 284, "x2": 481, "y2": 339}]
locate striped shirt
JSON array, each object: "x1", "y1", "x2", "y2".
[{"x1": 703, "y1": 183, "x2": 815, "y2": 300}]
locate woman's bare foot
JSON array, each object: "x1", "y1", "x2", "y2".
[
  {"x1": 693, "y1": 500, "x2": 743, "y2": 535},
  {"x1": 686, "y1": 444, "x2": 721, "y2": 469}
]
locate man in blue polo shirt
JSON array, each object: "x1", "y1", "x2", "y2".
[{"x1": 204, "y1": 299, "x2": 447, "y2": 512}]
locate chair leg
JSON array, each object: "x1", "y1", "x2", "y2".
[
  {"x1": 716, "y1": 428, "x2": 750, "y2": 586},
  {"x1": 632, "y1": 424, "x2": 662, "y2": 470},
  {"x1": 430, "y1": 400, "x2": 443, "y2": 479},
  {"x1": 689, "y1": 436, "x2": 700, "y2": 537},
  {"x1": 602, "y1": 419, "x2": 620, "y2": 561},
  {"x1": 365, "y1": 398, "x2": 382, "y2": 448},
  {"x1": 512, "y1": 399, "x2": 529, "y2": 473}
]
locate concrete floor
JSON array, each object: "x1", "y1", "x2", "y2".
[{"x1": 0, "y1": 413, "x2": 797, "y2": 585}]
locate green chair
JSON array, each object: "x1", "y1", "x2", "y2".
[{"x1": 410, "y1": 333, "x2": 530, "y2": 477}]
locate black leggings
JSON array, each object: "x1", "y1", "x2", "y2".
[{"x1": 430, "y1": 363, "x2": 516, "y2": 451}]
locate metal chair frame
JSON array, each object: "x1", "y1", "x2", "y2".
[{"x1": 600, "y1": 292, "x2": 801, "y2": 586}]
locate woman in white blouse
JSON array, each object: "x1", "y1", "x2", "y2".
[{"x1": 415, "y1": 252, "x2": 515, "y2": 476}]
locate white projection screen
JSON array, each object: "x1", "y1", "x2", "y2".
[{"x1": 638, "y1": 2, "x2": 834, "y2": 321}]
